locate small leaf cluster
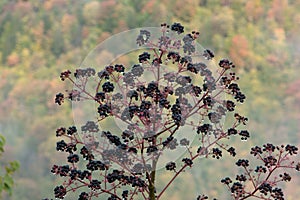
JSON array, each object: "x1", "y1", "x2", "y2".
[{"x1": 0, "y1": 134, "x2": 20, "y2": 196}]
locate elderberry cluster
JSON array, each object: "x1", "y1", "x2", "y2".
[
  {"x1": 171, "y1": 22, "x2": 184, "y2": 34},
  {"x1": 51, "y1": 123, "x2": 150, "y2": 199},
  {"x1": 136, "y1": 29, "x2": 151, "y2": 46},
  {"x1": 165, "y1": 162, "x2": 176, "y2": 171},
  {"x1": 203, "y1": 49, "x2": 215, "y2": 60},
  {"x1": 60, "y1": 70, "x2": 71, "y2": 81},
  {"x1": 55, "y1": 93, "x2": 64, "y2": 105},
  {"x1": 219, "y1": 59, "x2": 235, "y2": 69},
  {"x1": 49, "y1": 22, "x2": 300, "y2": 200},
  {"x1": 258, "y1": 183, "x2": 285, "y2": 200},
  {"x1": 221, "y1": 143, "x2": 300, "y2": 200},
  {"x1": 227, "y1": 83, "x2": 246, "y2": 103},
  {"x1": 81, "y1": 121, "x2": 99, "y2": 132},
  {"x1": 74, "y1": 68, "x2": 96, "y2": 78},
  {"x1": 182, "y1": 33, "x2": 195, "y2": 54}
]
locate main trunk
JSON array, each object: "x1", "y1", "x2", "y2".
[{"x1": 148, "y1": 158, "x2": 157, "y2": 200}]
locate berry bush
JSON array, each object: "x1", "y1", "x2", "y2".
[{"x1": 47, "y1": 23, "x2": 299, "y2": 200}]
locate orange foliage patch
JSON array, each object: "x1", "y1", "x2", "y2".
[
  {"x1": 229, "y1": 35, "x2": 249, "y2": 67},
  {"x1": 7, "y1": 53, "x2": 20, "y2": 67}
]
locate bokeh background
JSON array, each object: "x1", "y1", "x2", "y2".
[{"x1": 0, "y1": 0, "x2": 299, "y2": 199}]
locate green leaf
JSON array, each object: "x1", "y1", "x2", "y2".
[
  {"x1": 5, "y1": 161, "x2": 20, "y2": 174},
  {"x1": 9, "y1": 161, "x2": 20, "y2": 172},
  {"x1": 0, "y1": 134, "x2": 5, "y2": 153},
  {"x1": 3, "y1": 174, "x2": 13, "y2": 195}
]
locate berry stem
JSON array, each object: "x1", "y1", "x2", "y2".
[
  {"x1": 156, "y1": 162, "x2": 188, "y2": 200},
  {"x1": 239, "y1": 166, "x2": 277, "y2": 200},
  {"x1": 157, "y1": 133, "x2": 227, "y2": 199}
]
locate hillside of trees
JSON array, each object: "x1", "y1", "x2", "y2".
[{"x1": 0, "y1": 0, "x2": 299, "y2": 199}]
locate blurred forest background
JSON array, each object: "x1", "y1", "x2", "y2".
[{"x1": 0, "y1": 0, "x2": 300, "y2": 199}]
